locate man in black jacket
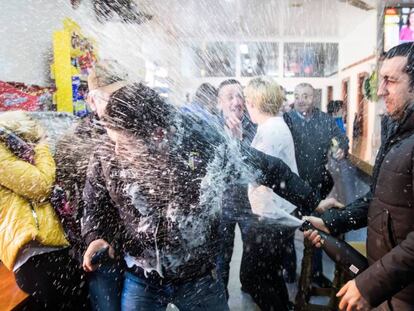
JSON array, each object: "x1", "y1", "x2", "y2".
[
  {"x1": 284, "y1": 83, "x2": 349, "y2": 286},
  {"x1": 305, "y1": 42, "x2": 414, "y2": 310}
]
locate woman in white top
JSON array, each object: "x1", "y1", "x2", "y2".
[
  {"x1": 244, "y1": 78, "x2": 299, "y2": 220},
  {"x1": 241, "y1": 77, "x2": 299, "y2": 310}
]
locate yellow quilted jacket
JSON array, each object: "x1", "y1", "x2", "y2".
[{"x1": 0, "y1": 142, "x2": 69, "y2": 270}]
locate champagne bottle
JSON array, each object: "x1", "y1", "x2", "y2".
[{"x1": 301, "y1": 221, "x2": 368, "y2": 277}]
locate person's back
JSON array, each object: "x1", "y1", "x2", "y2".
[{"x1": 285, "y1": 109, "x2": 339, "y2": 194}]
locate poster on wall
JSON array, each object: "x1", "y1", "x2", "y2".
[
  {"x1": 240, "y1": 42, "x2": 279, "y2": 77},
  {"x1": 283, "y1": 43, "x2": 338, "y2": 77},
  {"x1": 182, "y1": 42, "x2": 236, "y2": 77}
]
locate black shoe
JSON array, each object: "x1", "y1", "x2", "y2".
[{"x1": 312, "y1": 273, "x2": 332, "y2": 288}]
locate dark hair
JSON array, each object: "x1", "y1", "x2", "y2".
[
  {"x1": 407, "y1": 10, "x2": 414, "y2": 27},
  {"x1": 217, "y1": 79, "x2": 241, "y2": 95},
  {"x1": 327, "y1": 100, "x2": 343, "y2": 115},
  {"x1": 104, "y1": 83, "x2": 174, "y2": 140},
  {"x1": 384, "y1": 42, "x2": 414, "y2": 88}
]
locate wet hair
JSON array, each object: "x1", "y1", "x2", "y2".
[
  {"x1": 384, "y1": 42, "x2": 414, "y2": 89},
  {"x1": 104, "y1": 83, "x2": 174, "y2": 140},
  {"x1": 245, "y1": 77, "x2": 285, "y2": 116},
  {"x1": 194, "y1": 83, "x2": 218, "y2": 113},
  {"x1": 218, "y1": 79, "x2": 242, "y2": 96}
]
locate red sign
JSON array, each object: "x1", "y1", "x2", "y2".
[{"x1": 0, "y1": 81, "x2": 40, "y2": 111}]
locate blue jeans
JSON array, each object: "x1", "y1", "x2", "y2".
[
  {"x1": 121, "y1": 271, "x2": 229, "y2": 311},
  {"x1": 88, "y1": 262, "x2": 125, "y2": 311}
]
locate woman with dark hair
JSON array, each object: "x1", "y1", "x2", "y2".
[{"x1": 400, "y1": 9, "x2": 414, "y2": 41}]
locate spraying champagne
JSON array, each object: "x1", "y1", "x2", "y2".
[{"x1": 301, "y1": 220, "x2": 368, "y2": 277}]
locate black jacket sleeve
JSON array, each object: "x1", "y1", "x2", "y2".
[
  {"x1": 241, "y1": 144, "x2": 321, "y2": 215},
  {"x1": 320, "y1": 191, "x2": 372, "y2": 235}
]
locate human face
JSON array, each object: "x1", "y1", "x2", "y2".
[
  {"x1": 88, "y1": 89, "x2": 111, "y2": 118},
  {"x1": 294, "y1": 85, "x2": 314, "y2": 115},
  {"x1": 218, "y1": 84, "x2": 245, "y2": 120},
  {"x1": 377, "y1": 56, "x2": 414, "y2": 120}
]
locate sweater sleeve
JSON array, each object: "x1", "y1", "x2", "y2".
[
  {"x1": 242, "y1": 144, "x2": 320, "y2": 215},
  {"x1": 0, "y1": 143, "x2": 55, "y2": 202}
]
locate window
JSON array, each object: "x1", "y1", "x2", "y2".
[{"x1": 284, "y1": 43, "x2": 338, "y2": 77}]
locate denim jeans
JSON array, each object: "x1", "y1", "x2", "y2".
[
  {"x1": 121, "y1": 270, "x2": 229, "y2": 311},
  {"x1": 88, "y1": 261, "x2": 125, "y2": 311}
]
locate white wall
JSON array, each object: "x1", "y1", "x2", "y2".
[
  {"x1": 0, "y1": 0, "x2": 74, "y2": 85},
  {"x1": 338, "y1": 9, "x2": 378, "y2": 163}
]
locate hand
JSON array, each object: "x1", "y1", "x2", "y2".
[
  {"x1": 315, "y1": 197, "x2": 344, "y2": 214},
  {"x1": 337, "y1": 280, "x2": 371, "y2": 311},
  {"x1": 303, "y1": 216, "x2": 330, "y2": 248},
  {"x1": 225, "y1": 113, "x2": 242, "y2": 140},
  {"x1": 83, "y1": 239, "x2": 115, "y2": 272},
  {"x1": 334, "y1": 148, "x2": 345, "y2": 160}
]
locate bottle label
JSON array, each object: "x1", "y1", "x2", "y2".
[{"x1": 349, "y1": 264, "x2": 359, "y2": 274}]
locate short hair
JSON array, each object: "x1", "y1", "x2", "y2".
[
  {"x1": 384, "y1": 42, "x2": 414, "y2": 89},
  {"x1": 245, "y1": 77, "x2": 285, "y2": 116},
  {"x1": 104, "y1": 83, "x2": 174, "y2": 140},
  {"x1": 294, "y1": 83, "x2": 314, "y2": 95},
  {"x1": 327, "y1": 100, "x2": 343, "y2": 115},
  {"x1": 218, "y1": 79, "x2": 242, "y2": 96}
]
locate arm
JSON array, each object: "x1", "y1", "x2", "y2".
[
  {"x1": 81, "y1": 150, "x2": 120, "y2": 247},
  {"x1": 0, "y1": 143, "x2": 55, "y2": 201},
  {"x1": 242, "y1": 144, "x2": 320, "y2": 215},
  {"x1": 320, "y1": 191, "x2": 372, "y2": 235}
]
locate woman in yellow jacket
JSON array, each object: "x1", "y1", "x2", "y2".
[{"x1": 0, "y1": 111, "x2": 88, "y2": 310}]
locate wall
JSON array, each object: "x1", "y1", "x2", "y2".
[
  {"x1": 338, "y1": 9, "x2": 378, "y2": 163},
  {"x1": 0, "y1": 0, "x2": 75, "y2": 85}
]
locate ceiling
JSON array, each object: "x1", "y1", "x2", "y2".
[{"x1": 134, "y1": 0, "x2": 378, "y2": 40}]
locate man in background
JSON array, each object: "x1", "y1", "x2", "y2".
[{"x1": 283, "y1": 83, "x2": 349, "y2": 286}]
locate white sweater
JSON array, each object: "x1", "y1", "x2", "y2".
[{"x1": 248, "y1": 116, "x2": 300, "y2": 222}]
